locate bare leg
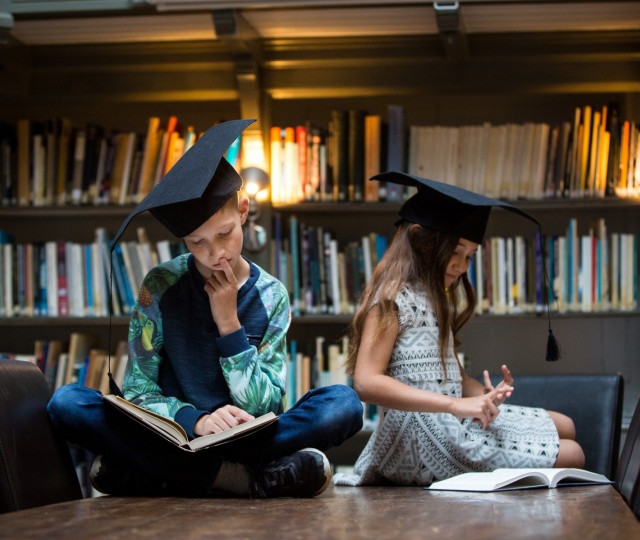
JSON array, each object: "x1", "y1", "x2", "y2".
[{"x1": 548, "y1": 410, "x2": 585, "y2": 468}]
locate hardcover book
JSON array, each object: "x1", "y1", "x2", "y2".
[{"x1": 104, "y1": 394, "x2": 278, "y2": 452}]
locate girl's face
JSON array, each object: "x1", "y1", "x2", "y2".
[
  {"x1": 183, "y1": 197, "x2": 249, "y2": 280},
  {"x1": 445, "y1": 238, "x2": 478, "y2": 288}
]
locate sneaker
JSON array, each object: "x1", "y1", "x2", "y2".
[
  {"x1": 90, "y1": 455, "x2": 168, "y2": 496},
  {"x1": 251, "y1": 448, "x2": 332, "y2": 498}
]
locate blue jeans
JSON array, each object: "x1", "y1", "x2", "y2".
[{"x1": 47, "y1": 384, "x2": 363, "y2": 495}]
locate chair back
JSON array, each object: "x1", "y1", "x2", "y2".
[
  {"x1": 485, "y1": 373, "x2": 624, "y2": 478},
  {"x1": 0, "y1": 360, "x2": 83, "y2": 513},
  {"x1": 615, "y1": 396, "x2": 640, "y2": 518}
]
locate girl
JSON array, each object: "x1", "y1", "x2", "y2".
[{"x1": 334, "y1": 172, "x2": 584, "y2": 487}]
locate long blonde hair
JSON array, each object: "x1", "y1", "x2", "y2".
[{"x1": 344, "y1": 222, "x2": 476, "y2": 375}]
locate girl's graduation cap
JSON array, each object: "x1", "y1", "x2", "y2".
[
  {"x1": 110, "y1": 118, "x2": 255, "y2": 250},
  {"x1": 374, "y1": 171, "x2": 560, "y2": 361},
  {"x1": 106, "y1": 118, "x2": 254, "y2": 396},
  {"x1": 372, "y1": 171, "x2": 539, "y2": 244}
]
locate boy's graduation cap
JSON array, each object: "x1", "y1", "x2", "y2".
[
  {"x1": 110, "y1": 118, "x2": 255, "y2": 250},
  {"x1": 106, "y1": 118, "x2": 254, "y2": 396},
  {"x1": 374, "y1": 171, "x2": 560, "y2": 362}
]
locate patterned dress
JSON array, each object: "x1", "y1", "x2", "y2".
[{"x1": 334, "y1": 286, "x2": 559, "y2": 486}]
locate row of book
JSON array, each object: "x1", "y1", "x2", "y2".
[
  {"x1": 2, "y1": 335, "x2": 128, "y2": 394},
  {"x1": 270, "y1": 102, "x2": 640, "y2": 204},
  {"x1": 2, "y1": 102, "x2": 638, "y2": 209},
  {"x1": 272, "y1": 214, "x2": 638, "y2": 317},
  {"x1": 270, "y1": 214, "x2": 388, "y2": 316},
  {"x1": 270, "y1": 105, "x2": 405, "y2": 204},
  {"x1": 0, "y1": 226, "x2": 186, "y2": 318},
  {"x1": 469, "y1": 218, "x2": 637, "y2": 315},
  {"x1": 0, "y1": 117, "x2": 242, "y2": 208},
  {"x1": 409, "y1": 104, "x2": 639, "y2": 200}
]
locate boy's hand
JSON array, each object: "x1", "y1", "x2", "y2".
[
  {"x1": 204, "y1": 258, "x2": 241, "y2": 335},
  {"x1": 195, "y1": 404, "x2": 255, "y2": 436}
]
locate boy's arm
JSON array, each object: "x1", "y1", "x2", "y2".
[
  {"x1": 121, "y1": 266, "x2": 200, "y2": 421},
  {"x1": 219, "y1": 280, "x2": 290, "y2": 416}
]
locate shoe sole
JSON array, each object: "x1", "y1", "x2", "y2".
[{"x1": 300, "y1": 448, "x2": 333, "y2": 497}]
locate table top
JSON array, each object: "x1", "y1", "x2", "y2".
[{"x1": 0, "y1": 484, "x2": 637, "y2": 539}]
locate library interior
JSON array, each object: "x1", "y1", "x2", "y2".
[{"x1": 0, "y1": 0, "x2": 639, "y2": 537}]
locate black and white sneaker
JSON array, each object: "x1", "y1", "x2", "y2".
[
  {"x1": 89, "y1": 455, "x2": 168, "y2": 496},
  {"x1": 251, "y1": 448, "x2": 332, "y2": 498}
]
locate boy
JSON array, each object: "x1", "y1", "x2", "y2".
[{"x1": 48, "y1": 119, "x2": 363, "y2": 498}]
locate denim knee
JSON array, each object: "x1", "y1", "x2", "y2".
[
  {"x1": 319, "y1": 384, "x2": 364, "y2": 433},
  {"x1": 47, "y1": 384, "x2": 102, "y2": 430}
]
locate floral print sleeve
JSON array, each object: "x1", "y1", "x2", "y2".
[
  {"x1": 122, "y1": 256, "x2": 193, "y2": 420},
  {"x1": 219, "y1": 272, "x2": 290, "y2": 416}
]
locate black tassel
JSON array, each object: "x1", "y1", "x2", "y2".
[
  {"x1": 108, "y1": 372, "x2": 124, "y2": 397},
  {"x1": 546, "y1": 328, "x2": 560, "y2": 362}
]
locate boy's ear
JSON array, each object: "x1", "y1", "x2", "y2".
[{"x1": 238, "y1": 195, "x2": 250, "y2": 224}]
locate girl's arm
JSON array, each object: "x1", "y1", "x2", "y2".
[
  {"x1": 460, "y1": 364, "x2": 486, "y2": 397},
  {"x1": 352, "y1": 307, "x2": 512, "y2": 429},
  {"x1": 353, "y1": 307, "x2": 454, "y2": 413}
]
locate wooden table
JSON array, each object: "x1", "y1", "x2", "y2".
[{"x1": 0, "y1": 485, "x2": 637, "y2": 539}]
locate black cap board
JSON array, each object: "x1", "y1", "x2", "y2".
[
  {"x1": 110, "y1": 118, "x2": 255, "y2": 251},
  {"x1": 372, "y1": 171, "x2": 540, "y2": 244}
]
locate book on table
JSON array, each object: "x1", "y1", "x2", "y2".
[
  {"x1": 426, "y1": 468, "x2": 612, "y2": 492},
  {"x1": 104, "y1": 394, "x2": 278, "y2": 452}
]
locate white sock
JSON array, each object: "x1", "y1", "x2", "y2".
[{"x1": 211, "y1": 461, "x2": 251, "y2": 496}]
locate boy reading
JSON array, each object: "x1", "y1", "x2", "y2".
[{"x1": 48, "y1": 119, "x2": 363, "y2": 498}]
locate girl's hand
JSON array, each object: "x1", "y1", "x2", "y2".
[
  {"x1": 483, "y1": 364, "x2": 514, "y2": 407},
  {"x1": 449, "y1": 385, "x2": 514, "y2": 429}
]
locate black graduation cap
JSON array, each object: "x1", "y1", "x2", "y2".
[
  {"x1": 374, "y1": 171, "x2": 560, "y2": 362},
  {"x1": 372, "y1": 171, "x2": 539, "y2": 244},
  {"x1": 110, "y1": 118, "x2": 255, "y2": 251}
]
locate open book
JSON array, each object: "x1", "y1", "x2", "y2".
[
  {"x1": 104, "y1": 394, "x2": 278, "y2": 452},
  {"x1": 426, "y1": 468, "x2": 612, "y2": 492}
]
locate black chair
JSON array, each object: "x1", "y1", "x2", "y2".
[
  {"x1": 615, "y1": 396, "x2": 640, "y2": 518},
  {"x1": 484, "y1": 373, "x2": 624, "y2": 478},
  {"x1": 0, "y1": 360, "x2": 83, "y2": 513}
]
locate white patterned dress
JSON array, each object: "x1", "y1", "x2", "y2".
[{"x1": 334, "y1": 286, "x2": 559, "y2": 487}]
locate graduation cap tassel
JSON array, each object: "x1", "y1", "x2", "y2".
[
  {"x1": 107, "y1": 249, "x2": 124, "y2": 397},
  {"x1": 547, "y1": 328, "x2": 560, "y2": 362},
  {"x1": 538, "y1": 227, "x2": 561, "y2": 362}
]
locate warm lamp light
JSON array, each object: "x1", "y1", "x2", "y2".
[{"x1": 241, "y1": 166, "x2": 270, "y2": 253}]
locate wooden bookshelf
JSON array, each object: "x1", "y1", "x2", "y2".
[{"x1": 1, "y1": 2, "x2": 639, "y2": 428}]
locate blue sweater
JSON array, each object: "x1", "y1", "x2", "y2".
[{"x1": 123, "y1": 253, "x2": 290, "y2": 438}]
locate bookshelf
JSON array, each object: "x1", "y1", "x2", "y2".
[
  {"x1": 0, "y1": 2, "x2": 639, "y2": 429},
  {"x1": 271, "y1": 198, "x2": 640, "y2": 425}
]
